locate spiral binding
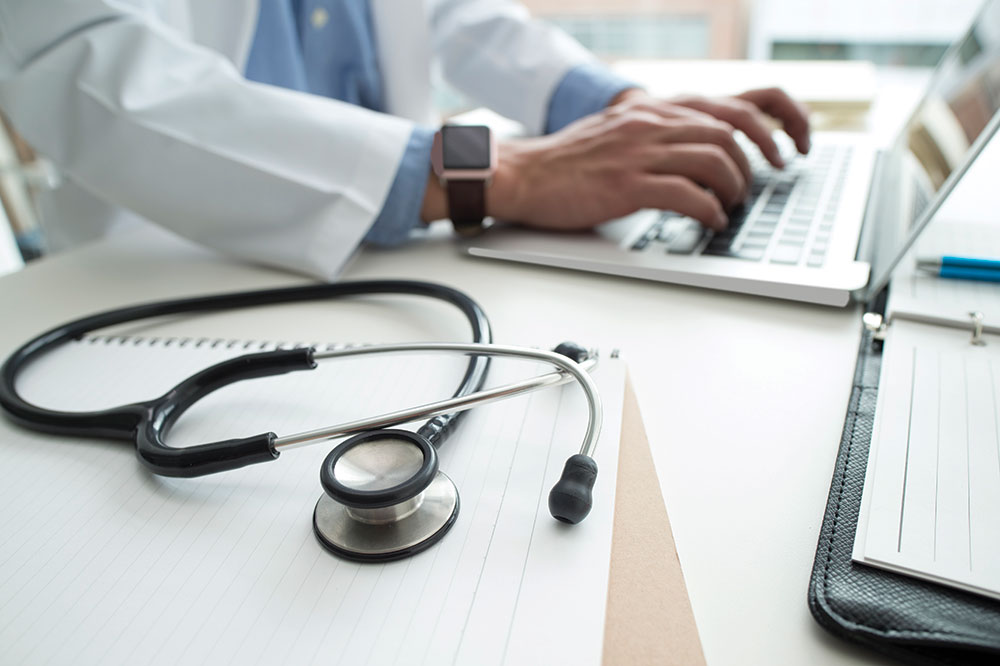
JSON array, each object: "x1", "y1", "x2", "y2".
[
  {"x1": 80, "y1": 334, "x2": 352, "y2": 353},
  {"x1": 79, "y1": 334, "x2": 621, "y2": 361}
]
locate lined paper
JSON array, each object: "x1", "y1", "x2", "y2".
[
  {"x1": 854, "y1": 320, "x2": 1000, "y2": 599},
  {"x1": 0, "y1": 336, "x2": 625, "y2": 665}
]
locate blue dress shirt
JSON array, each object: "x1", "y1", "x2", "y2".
[{"x1": 245, "y1": 0, "x2": 633, "y2": 245}]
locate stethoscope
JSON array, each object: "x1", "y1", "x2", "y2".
[{"x1": 0, "y1": 280, "x2": 601, "y2": 562}]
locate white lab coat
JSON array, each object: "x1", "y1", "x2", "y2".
[{"x1": 0, "y1": 0, "x2": 595, "y2": 278}]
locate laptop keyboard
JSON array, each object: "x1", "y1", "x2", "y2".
[{"x1": 630, "y1": 144, "x2": 854, "y2": 268}]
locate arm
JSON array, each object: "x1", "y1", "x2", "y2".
[
  {"x1": 499, "y1": 87, "x2": 810, "y2": 230},
  {"x1": 0, "y1": 1, "x2": 413, "y2": 280},
  {"x1": 423, "y1": 86, "x2": 812, "y2": 231},
  {"x1": 422, "y1": 0, "x2": 810, "y2": 232},
  {"x1": 423, "y1": 80, "x2": 812, "y2": 233}
]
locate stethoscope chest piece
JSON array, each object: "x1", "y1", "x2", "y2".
[{"x1": 312, "y1": 429, "x2": 459, "y2": 561}]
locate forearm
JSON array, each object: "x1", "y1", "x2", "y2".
[
  {"x1": 422, "y1": 87, "x2": 812, "y2": 233},
  {"x1": 421, "y1": 67, "x2": 639, "y2": 224}
]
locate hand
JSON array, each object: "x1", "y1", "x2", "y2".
[
  {"x1": 663, "y1": 87, "x2": 812, "y2": 166},
  {"x1": 421, "y1": 87, "x2": 811, "y2": 233},
  {"x1": 483, "y1": 99, "x2": 752, "y2": 232}
]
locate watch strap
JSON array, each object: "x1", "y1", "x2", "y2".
[{"x1": 446, "y1": 179, "x2": 486, "y2": 236}]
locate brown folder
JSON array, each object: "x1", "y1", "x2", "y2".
[{"x1": 604, "y1": 376, "x2": 706, "y2": 665}]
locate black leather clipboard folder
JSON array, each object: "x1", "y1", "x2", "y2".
[{"x1": 809, "y1": 326, "x2": 1000, "y2": 665}]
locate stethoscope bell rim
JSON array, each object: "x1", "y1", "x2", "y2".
[
  {"x1": 319, "y1": 429, "x2": 439, "y2": 508},
  {"x1": 312, "y1": 429, "x2": 460, "y2": 561}
]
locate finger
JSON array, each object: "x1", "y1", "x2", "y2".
[
  {"x1": 679, "y1": 97, "x2": 785, "y2": 168},
  {"x1": 617, "y1": 99, "x2": 753, "y2": 178},
  {"x1": 633, "y1": 174, "x2": 728, "y2": 231},
  {"x1": 644, "y1": 143, "x2": 746, "y2": 209},
  {"x1": 736, "y1": 88, "x2": 811, "y2": 155},
  {"x1": 657, "y1": 120, "x2": 753, "y2": 185},
  {"x1": 628, "y1": 99, "x2": 716, "y2": 122}
]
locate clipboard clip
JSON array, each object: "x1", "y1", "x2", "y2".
[
  {"x1": 862, "y1": 312, "x2": 888, "y2": 343},
  {"x1": 865, "y1": 311, "x2": 988, "y2": 347},
  {"x1": 970, "y1": 311, "x2": 986, "y2": 346}
]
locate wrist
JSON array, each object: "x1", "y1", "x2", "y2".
[
  {"x1": 485, "y1": 138, "x2": 537, "y2": 222},
  {"x1": 608, "y1": 87, "x2": 648, "y2": 107},
  {"x1": 423, "y1": 133, "x2": 541, "y2": 226},
  {"x1": 420, "y1": 170, "x2": 448, "y2": 223}
]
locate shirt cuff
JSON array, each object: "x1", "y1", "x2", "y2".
[
  {"x1": 365, "y1": 125, "x2": 436, "y2": 246},
  {"x1": 545, "y1": 62, "x2": 638, "y2": 134}
]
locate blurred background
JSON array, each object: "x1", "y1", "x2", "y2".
[
  {"x1": 526, "y1": 0, "x2": 981, "y2": 64},
  {"x1": 434, "y1": 0, "x2": 985, "y2": 112}
]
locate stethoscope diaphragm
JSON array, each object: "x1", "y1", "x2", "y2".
[{"x1": 312, "y1": 429, "x2": 460, "y2": 561}]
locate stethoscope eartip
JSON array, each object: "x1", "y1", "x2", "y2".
[
  {"x1": 547, "y1": 454, "x2": 598, "y2": 524},
  {"x1": 552, "y1": 341, "x2": 590, "y2": 363}
]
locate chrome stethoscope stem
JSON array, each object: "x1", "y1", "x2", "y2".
[{"x1": 273, "y1": 343, "x2": 602, "y2": 457}]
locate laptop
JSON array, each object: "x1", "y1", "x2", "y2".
[{"x1": 465, "y1": 0, "x2": 1000, "y2": 307}]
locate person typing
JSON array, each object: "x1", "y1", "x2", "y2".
[{"x1": 0, "y1": 0, "x2": 810, "y2": 279}]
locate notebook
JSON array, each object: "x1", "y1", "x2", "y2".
[
  {"x1": 465, "y1": 0, "x2": 1000, "y2": 308},
  {"x1": 0, "y1": 335, "x2": 626, "y2": 666}
]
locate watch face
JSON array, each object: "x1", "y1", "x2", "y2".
[{"x1": 441, "y1": 125, "x2": 491, "y2": 170}]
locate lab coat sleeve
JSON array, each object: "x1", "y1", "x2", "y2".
[
  {"x1": 428, "y1": 0, "x2": 602, "y2": 135},
  {"x1": 0, "y1": 1, "x2": 414, "y2": 280},
  {"x1": 365, "y1": 126, "x2": 435, "y2": 245},
  {"x1": 546, "y1": 62, "x2": 638, "y2": 133}
]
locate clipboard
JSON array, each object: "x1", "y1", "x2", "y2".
[
  {"x1": 604, "y1": 376, "x2": 705, "y2": 666},
  {"x1": 0, "y1": 332, "x2": 700, "y2": 665},
  {"x1": 808, "y1": 324, "x2": 1000, "y2": 664}
]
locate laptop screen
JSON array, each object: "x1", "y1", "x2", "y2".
[
  {"x1": 906, "y1": 3, "x2": 1000, "y2": 207},
  {"x1": 868, "y1": 0, "x2": 1000, "y2": 296}
]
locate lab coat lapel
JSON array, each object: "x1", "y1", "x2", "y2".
[
  {"x1": 371, "y1": 0, "x2": 436, "y2": 124},
  {"x1": 185, "y1": 0, "x2": 260, "y2": 69}
]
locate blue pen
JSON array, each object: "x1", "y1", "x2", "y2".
[{"x1": 917, "y1": 255, "x2": 1000, "y2": 282}]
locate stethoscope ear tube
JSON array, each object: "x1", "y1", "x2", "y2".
[
  {"x1": 0, "y1": 280, "x2": 492, "y2": 476},
  {"x1": 298, "y1": 342, "x2": 604, "y2": 529},
  {"x1": 309, "y1": 342, "x2": 603, "y2": 561},
  {"x1": 136, "y1": 348, "x2": 317, "y2": 476}
]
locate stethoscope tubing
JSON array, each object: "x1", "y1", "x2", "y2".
[
  {"x1": 275, "y1": 343, "x2": 601, "y2": 455},
  {"x1": 0, "y1": 281, "x2": 493, "y2": 476}
]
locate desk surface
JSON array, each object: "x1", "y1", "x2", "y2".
[
  {"x1": 0, "y1": 63, "x2": 945, "y2": 666},
  {"x1": 0, "y1": 223, "x2": 892, "y2": 666}
]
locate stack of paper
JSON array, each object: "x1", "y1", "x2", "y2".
[{"x1": 0, "y1": 336, "x2": 625, "y2": 665}]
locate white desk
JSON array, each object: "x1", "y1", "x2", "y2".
[
  {"x1": 0, "y1": 64, "x2": 948, "y2": 666},
  {"x1": 0, "y1": 222, "x2": 890, "y2": 666}
]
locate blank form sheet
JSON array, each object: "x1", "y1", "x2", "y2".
[{"x1": 854, "y1": 320, "x2": 1000, "y2": 599}]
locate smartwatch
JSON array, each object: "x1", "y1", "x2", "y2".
[{"x1": 431, "y1": 125, "x2": 496, "y2": 236}]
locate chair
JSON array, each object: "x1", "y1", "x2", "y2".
[{"x1": 0, "y1": 112, "x2": 52, "y2": 271}]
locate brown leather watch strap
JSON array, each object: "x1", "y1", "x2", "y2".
[{"x1": 446, "y1": 179, "x2": 486, "y2": 236}]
